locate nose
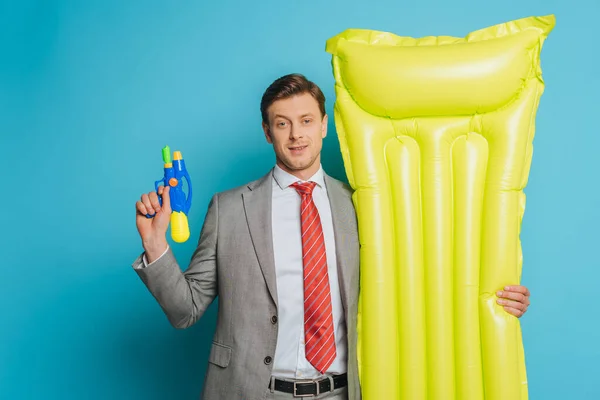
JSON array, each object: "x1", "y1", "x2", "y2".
[{"x1": 289, "y1": 124, "x2": 302, "y2": 140}]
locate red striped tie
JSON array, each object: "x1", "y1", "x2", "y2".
[{"x1": 291, "y1": 181, "x2": 337, "y2": 374}]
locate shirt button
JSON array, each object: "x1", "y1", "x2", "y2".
[
  {"x1": 264, "y1": 356, "x2": 272, "y2": 365},
  {"x1": 271, "y1": 315, "x2": 278, "y2": 324}
]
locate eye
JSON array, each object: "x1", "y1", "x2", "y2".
[
  {"x1": 277, "y1": 121, "x2": 287, "y2": 127},
  {"x1": 303, "y1": 119, "x2": 312, "y2": 124}
]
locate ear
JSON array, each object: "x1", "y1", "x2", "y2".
[
  {"x1": 321, "y1": 114, "x2": 328, "y2": 139},
  {"x1": 262, "y1": 121, "x2": 273, "y2": 144}
]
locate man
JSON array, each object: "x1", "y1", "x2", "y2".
[{"x1": 133, "y1": 74, "x2": 531, "y2": 400}]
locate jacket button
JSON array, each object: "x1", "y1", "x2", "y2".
[
  {"x1": 271, "y1": 315, "x2": 278, "y2": 324},
  {"x1": 264, "y1": 356, "x2": 272, "y2": 365}
]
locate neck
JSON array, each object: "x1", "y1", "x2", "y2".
[{"x1": 276, "y1": 159, "x2": 321, "y2": 181}]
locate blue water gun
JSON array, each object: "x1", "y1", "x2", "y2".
[{"x1": 145, "y1": 145, "x2": 192, "y2": 243}]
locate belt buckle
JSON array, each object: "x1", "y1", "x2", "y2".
[{"x1": 293, "y1": 379, "x2": 319, "y2": 397}]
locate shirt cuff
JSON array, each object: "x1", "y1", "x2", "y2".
[{"x1": 139, "y1": 245, "x2": 170, "y2": 269}]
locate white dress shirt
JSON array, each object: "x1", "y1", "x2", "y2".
[
  {"x1": 271, "y1": 165, "x2": 347, "y2": 379},
  {"x1": 137, "y1": 165, "x2": 348, "y2": 379}
]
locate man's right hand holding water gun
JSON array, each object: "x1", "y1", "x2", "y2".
[
  {"x1": 135, "y1": 145, "x2": 193, "y2": 264},
  {"x1": 135, "y1": 185, "x2": 172, "y2": 264}
]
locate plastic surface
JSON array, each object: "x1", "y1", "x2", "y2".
[
  {"x1": 325, "y1": 15, "x2": 554, "y2": 400},
  {"x1": 170, "y1": 211, "x2": 190, "y2": 243},
  {"x1": 146, "y1": 145, "x2": 192, "y2": 243}
]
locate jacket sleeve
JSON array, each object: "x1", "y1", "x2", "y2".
[{"x1": 132, "y1": 194, "x2": 219, "y2": 329}]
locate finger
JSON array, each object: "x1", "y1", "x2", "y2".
[
  {"x1": 158, "y1": 185, "x2": 164, "y2": 195},
  {"x1": 503, "y1": 306, "x2": 524, "y2": 318},
  {"x1": 496, "y1": 290, "x2": 526, "y2": 303},
  {"x1": 504, "y1": 285, "x2": 529, "y2": 295},
  {"x1": 161, "y1": 186, "x2": 171, "y2": 211},
  {"x1": 148, "y1": 191, "x2": 161, "y2": 213},
  {"x1": 136, "y1": 201, "x2": 149, "y2": 216},
  {"x1": 497, "y1": 298, "x2": 526, "y2": 311},
  {"x1": 141, "y1": 194, "x2": 154, "y2": 216}
]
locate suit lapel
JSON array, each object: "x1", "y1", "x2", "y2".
[
  {"x1": 242, "y1": 171, "x2": 355, "y2": 310},
  {"x1": 242, "y1": 171, "x2": 278, "y2": 307},
  {"x1": 324, "y1": 174, "x2": 353, "y2": 315}
]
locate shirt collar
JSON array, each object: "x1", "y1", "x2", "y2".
[{"x1": 273, "y1": 164, "x2": 325, "y2": 190}]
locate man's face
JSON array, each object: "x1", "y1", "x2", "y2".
[{"x1": 262, "y1": 92, "x2": 328, "y2": 177}]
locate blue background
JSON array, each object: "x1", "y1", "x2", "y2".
[{"x1": 1, "y1": 0, "x2": 597, "y2": 399}]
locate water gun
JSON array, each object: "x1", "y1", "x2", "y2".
[{"x1": 145, "y1": 145, "x2": 192, "y2": 243}]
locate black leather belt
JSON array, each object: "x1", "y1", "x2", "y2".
[{"x1": 269, "y1": 373, "x2": 347, "y2": 397}]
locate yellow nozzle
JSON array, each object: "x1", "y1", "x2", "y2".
[
  {"x1": 170, "y1": 211, "x2": 190, "y2": 243},
  {"x1": 173, "y1": 151, "x2": 182, "y2": 161}
]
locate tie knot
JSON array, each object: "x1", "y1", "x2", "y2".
[{"x1": 291, "y1": 181, "x2": 317, "y2": 196}]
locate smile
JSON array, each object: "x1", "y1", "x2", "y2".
[{"x1": 289, "y1": 145, "x2": 307, "y2": 151}]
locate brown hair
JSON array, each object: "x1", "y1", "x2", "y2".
[{"x1": 260, "y1": 73, "x2": 326, "y2": 125}]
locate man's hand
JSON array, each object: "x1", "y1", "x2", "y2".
[
  {"x1": 135, "y1": 185, "x2": 171, "y2": 262},
  {"x1": 496, "y1": 285, "x2": 530, "y2": 318}
]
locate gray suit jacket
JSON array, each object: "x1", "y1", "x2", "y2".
[{"x1": 132, "y1": 170, "x2": 361, "y2": 400}]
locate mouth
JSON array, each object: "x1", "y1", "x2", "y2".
[{"x1": 288, "y1": 145, "x2": 308, "y2": 153}]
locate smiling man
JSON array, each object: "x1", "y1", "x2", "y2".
[{"x1": 132, "y1": 73, "x2": 531, "y2": 400}]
